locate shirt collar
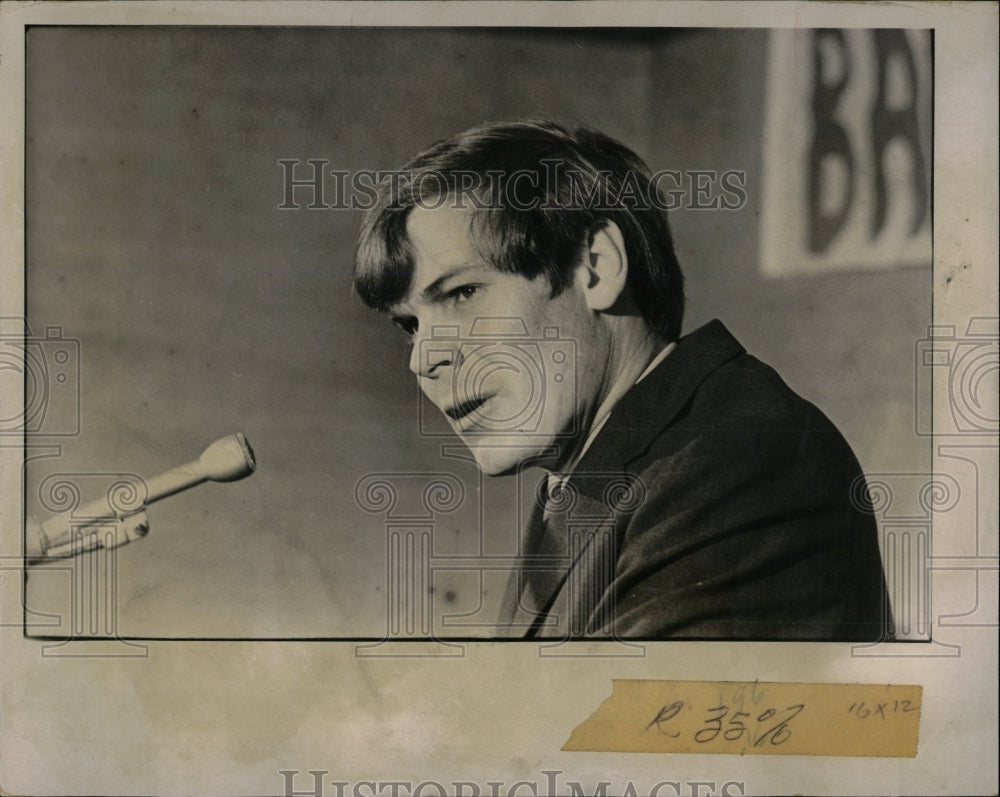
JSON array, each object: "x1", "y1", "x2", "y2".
[{"x1": 549, "y1": 341, "x2": 676, "y2": 488}]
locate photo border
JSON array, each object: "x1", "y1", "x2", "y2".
[{"x1": 1, "y1": 2, "x2": 996, "y2": 795}]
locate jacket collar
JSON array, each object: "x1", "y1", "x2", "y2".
[{"x1": 572, "y1": 319, "x2": 745, "y2": 494}]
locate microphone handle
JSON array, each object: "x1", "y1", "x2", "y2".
[{"x1": 38, "y1": 459, "x2": 206, "y2": 552}]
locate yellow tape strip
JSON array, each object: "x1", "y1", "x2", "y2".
[{"x1": 563, "y1": 680, "x2": 921, "y2": 757}]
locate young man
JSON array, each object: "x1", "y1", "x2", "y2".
[{"x1": 353, "y1": 120, "x2": 891, "y2": 641}]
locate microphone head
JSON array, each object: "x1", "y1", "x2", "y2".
[{"x1": 197, "y1": 433, "x2": 256, "y2": 482}]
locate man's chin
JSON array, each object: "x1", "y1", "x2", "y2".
[{"x1": 462, "y1": 438, "x2": 554, "y2": 476}]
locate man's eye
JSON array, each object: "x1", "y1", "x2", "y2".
[
  {"x1": 392, "y1": 317, "x2": 418, "y2": 336},
  {"x1": 451, "y1": 284, "x2": 481, "y2": 303}
]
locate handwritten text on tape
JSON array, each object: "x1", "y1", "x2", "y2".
[{"x1": 562, "y1": 680, "x2": 921, "y2": 757}]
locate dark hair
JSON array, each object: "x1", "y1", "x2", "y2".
[{"x1": 353, "y1": 120, "x2": 685, "y2": 341}]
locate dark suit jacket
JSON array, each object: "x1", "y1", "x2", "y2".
[{"x1": 499, "y1": 320, "x2": 892, "y2": 641}]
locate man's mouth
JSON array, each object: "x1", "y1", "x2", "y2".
[{"x1": 443, "y1": 395, "x2": 492, "y2": 422}]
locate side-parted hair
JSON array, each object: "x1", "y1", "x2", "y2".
[{"x1": 353, "y1": 120, "x2": 685, "y2": 342}]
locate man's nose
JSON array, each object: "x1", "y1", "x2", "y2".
[{"x1": 409, "y1": 327, "x2": 460, "y2": 378}]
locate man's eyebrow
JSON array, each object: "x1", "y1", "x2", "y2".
[{"x1": 418, "y1": 265, "x2": 482, "y2": 302}]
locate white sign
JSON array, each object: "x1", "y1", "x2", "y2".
[{"x1": 760, "y1": 29, "x2": 932, "y2": 276}]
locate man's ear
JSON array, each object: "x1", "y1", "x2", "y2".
[{"x1": 579, "y1": 220, "x2": 629, "y2": 312}]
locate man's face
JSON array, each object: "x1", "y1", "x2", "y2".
[{"x1": 390, "y1": 204, "x2": 610, "y2": 475}]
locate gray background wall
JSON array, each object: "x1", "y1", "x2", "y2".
[{"x1": 24, "y1": 27, "x2": 929, "y2": 637}]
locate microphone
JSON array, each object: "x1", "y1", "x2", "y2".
[{"x1": 26, "y1": 433, "x2": 256, "y2": 562}]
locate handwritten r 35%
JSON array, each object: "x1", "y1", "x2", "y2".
[{"x1": 644, "y1": 702, "x2": 805, "y2": 748}]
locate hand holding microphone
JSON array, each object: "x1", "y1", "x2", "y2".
[{"x1": 26, "y1": 433, "x2": 256, "y2": 563}]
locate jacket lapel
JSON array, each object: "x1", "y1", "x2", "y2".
[
  {"x1": 530, "y1": 487, "x2": 620, "y2": 637},
  {"x1": 575, "y1": 319, "x2": 746, "y2": 475},
  {"x1": 503, "y1": 320, "x2": 747, "y2": 637}
]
